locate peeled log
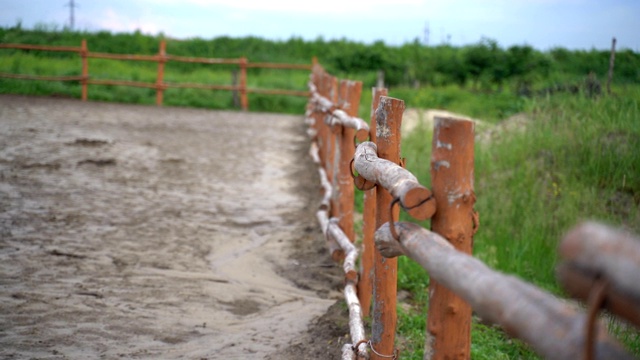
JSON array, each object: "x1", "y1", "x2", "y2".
[
  {"x1": 345, "y1": 283, "x2": 368, "y2": 359},
  {"x1": 310, "y1": 89, "x2": 369, "y2": 142},
  {"x1": 374, "y1": 222, "x2": 635, "y2": 360},
  {"x1": 353, "y1": 141, "x2": 435, "y2": 220},
  {"x1": 558, "y1": 222, "x2": 640, "y2": 328},
  {"x1": 327, "y1": 218, "x2": 358, "y2": 282}
]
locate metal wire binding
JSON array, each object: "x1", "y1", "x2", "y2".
[
  {"x1": 584, "y1": 277, "x2": 609, "y2": 360},
  {"x1": 389, "y1": 197, "x2": 401, "y2": 241},
  {"x1": 368, "y1": 339, "x2": 399, "y2": 359}
]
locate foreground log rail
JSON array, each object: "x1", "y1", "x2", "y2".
[
  {"x1": 0, "y1": 40, "x2": 313, "y2": 110},
  {"x1": 306, "y1": 63, "x2": 640, "y2": 359}
]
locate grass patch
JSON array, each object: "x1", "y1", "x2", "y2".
[{"x1": 389, "y1": 87, "x2": 640, "y2": 358}]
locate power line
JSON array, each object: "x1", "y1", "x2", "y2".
[{"x1": 65, "y1": 0, "x2": 79, "y2": 29}]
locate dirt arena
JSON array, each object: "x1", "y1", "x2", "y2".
[{"x1": 0, "y1": 95, "x2": 349, "y2": 359}]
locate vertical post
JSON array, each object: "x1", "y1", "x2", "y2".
[
  {"x1": 607, "y1": 37, "x2": 616, "y2": 95},
  {"x1": 239, "y1": 57, "x2": 248, "y2": 111},
  {"x1": 358, "y1": 87, "x2": 387, "y2": 317},
  {"x1": 156, "y1": 39, "x2": 166, "y2": 106},
  {"x1": 231, "y1": 69, "x2": 240, "y2": 108},
  {"x1": 312, "y1": 67, "x2": 326, "y2": 166},
  {"x1": 371, "y1": 96, "x2": 403, "y2": 360},
  {"x1": 336, "y1": 80, "x2": 362, "y2": 245},
  {"x1": 426, "y1": 117, "x2": 475, "y2": 360},
  {"x1": 326, "y1": 74, "x2": 339, "y2": 218},
  {"x1": 80, "y1": 39, "x2": 88, "y2": 101}
]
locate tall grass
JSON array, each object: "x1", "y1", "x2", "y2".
[{"x1": 391, "y1": 86, "x2": 640, "y2": 359}]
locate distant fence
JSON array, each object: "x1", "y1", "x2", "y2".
[
  {"x1": 306, "y1": 64, "x2": 640, "y2": 359},
  {"x1": 0, "y1": 40, "x2": 313, "y2": 110}
]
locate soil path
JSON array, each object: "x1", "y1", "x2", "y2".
[{"x1": 0, "y1": 95, "x2": 346, "y2": 359}]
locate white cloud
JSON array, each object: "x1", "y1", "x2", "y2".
[
  {"x1": 140, "y1": 0, "x2": 425, "y2": 17},
  {"x1": 91, "y1": 8, "x2": 163, "y2": 35}
]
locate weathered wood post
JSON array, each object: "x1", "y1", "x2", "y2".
[
  {"x1": 336, "y1": 80, "x2": 363, "y2": 244},
  {"x1": 239, "y1": 57, "x2": 248, "y2": 111},
  {"x1": 371, "y1": 96, "x2": 404, "y2": 360},
  {"x1": 427, "y1": 117, "x2": 475, "y2": 359},
  {"x1": 326, "y1": 74, "x2": 339, "y2": 218},
  {"x1": 80, "y1": 39, "x2": 88, "y2": 101},
  {"x1": 156, "y1": 39, "x2": 166, "y2": 106},
  {"x1": 358, "y1": 87, "x2": 387, "y2": 317}
]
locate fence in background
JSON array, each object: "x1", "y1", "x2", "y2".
[
  {"x1": 306, "y1": 64, "x2": 640, "y2": 359},
  {"x1": 0, "y1": 40, "x2": 313, "y2": 110}
]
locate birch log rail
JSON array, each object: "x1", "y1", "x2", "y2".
[
  {"x1": 374, "y1": 222, "x2": 636, "y2": 360},
  {"x1": 353, "y1": 141, "x2": 436, "y2": 221},
  {"x1": 308, "y1": 81, "x2": 370, "y2": 142},
  {"x1": 557, "y1": 221, "x2": 640, "y2": 328}
]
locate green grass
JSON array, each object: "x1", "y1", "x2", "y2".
[{"x1": 0, "y1": 50, "x2": 310, "y2": 113}]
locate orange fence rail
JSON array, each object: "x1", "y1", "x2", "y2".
[
  {"x1": 306, "y1": 64, "x2": 640, "y2": 359},
  {"x1": 0, "y1": 40, "x2": 313, "y2": 110}
]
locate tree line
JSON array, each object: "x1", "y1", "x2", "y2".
[{"x1": 1, "y1": 23, "x2": 639, "y2": 92}]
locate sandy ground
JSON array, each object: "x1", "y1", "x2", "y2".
[{"x1": 0, "y1": 95, "x2": 348, "y2": 359}]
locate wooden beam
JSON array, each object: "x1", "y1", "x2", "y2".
[
  {"x1": 374, "y1": 222, "x2": 635, "y2": 360},
  {"x1": 427, "y1": 116, "x2": 475, "y2": 359}
]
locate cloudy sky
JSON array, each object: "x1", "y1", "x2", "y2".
[{"x1": 1, "y1": 0, "x2": 638, "y2": 51}]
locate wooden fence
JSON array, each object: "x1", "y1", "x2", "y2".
[
  {"x1": 0, "y1": 40, "x2": 313, "y2": 110},
  {"x1": 306, "y1": 64, "x2": 640, "y2": 359}
]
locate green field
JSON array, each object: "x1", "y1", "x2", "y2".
[{"x1": 2, "y1": 25, "x2": 639, "y2": 358}]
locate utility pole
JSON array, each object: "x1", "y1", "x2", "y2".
[
  {"x1": 607, "y1": 37, "x2": 616, "y2": 95},
  {"x1": 423, "y1": 21, "x2": 430, "y2": 46},
  {"x1": 65, "y1": 0, "x2": 78, "y2": 30}
]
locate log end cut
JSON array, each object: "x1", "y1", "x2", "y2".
[{"x1": 403, "y1": 187, "x2": 436, "y2": 221}]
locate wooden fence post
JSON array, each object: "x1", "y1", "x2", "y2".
[
  {"x1": 156, "y1": 39, "x2": 166, "y2": 106},
  {"x1": 240, "y1": 57, "x2": 248, "y2": 111},
  {"x1": 335, "y1": 80, "x2": 362, "y2": 245},
  {"x1": 358, "y1": 87, "x2": 387, "y2": 317},
  {"x1": 81, "y1": 39, "x2": 88, "y2": 101},
  {"x1": 371, "y1": 96, "x2": 403, "y2": 360},
  {"x1": 327, "y1": 74, "x2": 340, "y2": 217},
  {"x1": 426, "y1": 117, "x2": 475, "y2": 359}
]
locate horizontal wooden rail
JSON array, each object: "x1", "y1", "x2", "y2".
[
  {"x1": 246, "y1": 62, "x2": 312, "y2": 70},
  {"x1": 0, "y1": 72, "x2": 84, "y2": 82},
  {"x1": 308, "y1": 81, "x2": 369, "y2": 141},
  {"x1": 166, "y1": 54, "x2": 242, "y2": 64},
  {"x1": 247, "y1": 88, "x2": 310, "y2": 97},
  {"x1": 354, "y1": 141, "x2": 435, "y2": 220},
  {"x1": 374, "y1": 221, "x2": 636, "y2": 360},
  {"x1": 0, "y1": 43, "x2": 81, "y2": 52},
  {"x1": 558, "y1": 221, "x2": 640, "y2": 328},
  {"x1": 86, "y1": 52, "x2": 160, "y2": 62},
  {"x1": 0, "y1": 40, "x2": 313, "y2": 110}
]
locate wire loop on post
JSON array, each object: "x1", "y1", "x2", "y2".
[{"x1": 368, "y1": 340, "x2": 399, "y2": 359}]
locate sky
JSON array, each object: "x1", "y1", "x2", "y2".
[{"x1": 1, "y1": 0, "x2": 638, "y2": 51}]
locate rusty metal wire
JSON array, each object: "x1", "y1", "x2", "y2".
[
  {"x1": 389, "y1": 198, "x2": 401, "y2": 241},
  {"x1": 585, "y1": 278, "x2": 609, "y2": 360},
  {"x1": 368, "y1": 340, "x2": 399, "y2": 359}
]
